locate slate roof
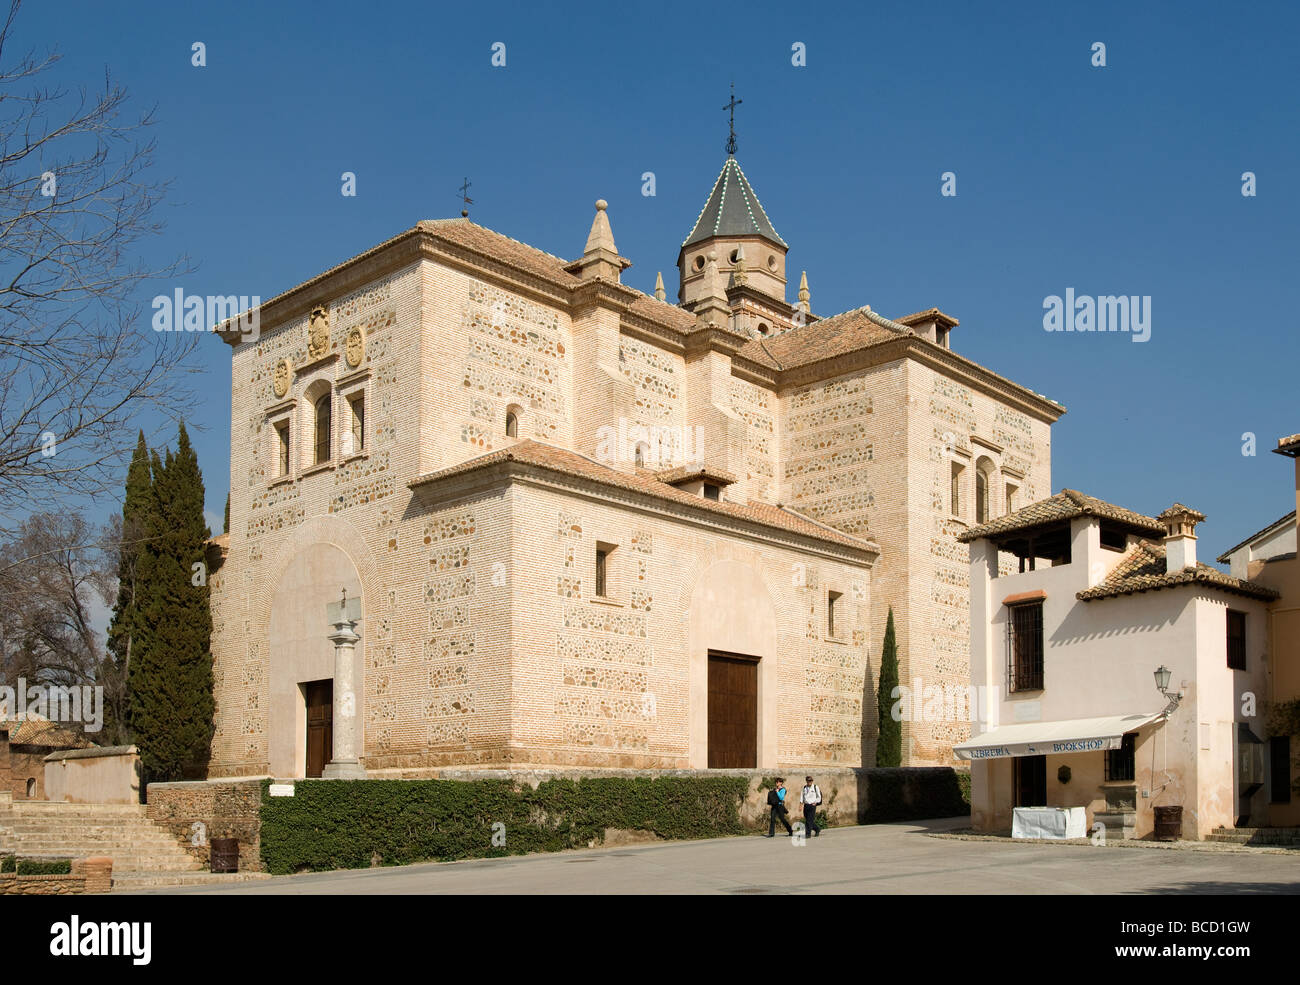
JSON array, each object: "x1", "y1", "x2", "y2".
[
  {"x1": 409, "y1": 440, "x2": 877, "y2": 554},
  {"x1": 957, "y1": 489, "x2": 1166, "y2": 543},
  {"x1": 1077, "y1": 540, "x2": 1279, "y2": 602},
  {"x1": 682, "y1": 157, "x2": 787, "y2": 250}
]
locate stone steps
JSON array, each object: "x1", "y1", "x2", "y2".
[
  {"x1": 0, "y1": 802, "x2": 206, "y2": 873},
  {"x1": 1207, "y1": 826, "x2": 1300, "y2": 846}
]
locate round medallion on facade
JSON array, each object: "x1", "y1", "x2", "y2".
[
  {"x1": 273, "y1": 358, "x2": 291, "y2": 398},
  {"x1": 345, "y1": 326, "x2": 365, "y2": 368}
]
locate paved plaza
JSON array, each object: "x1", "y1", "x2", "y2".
[{"x1": 127, "y1": 817, "x2": 1300, "y2": 895}]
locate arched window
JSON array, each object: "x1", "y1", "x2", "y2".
[
  {"x1": 974, "y1": 455, "x2": 996, "y2": 525},
  {"x1": 25, "y1": 777, "x2": 36, "y2": 798},
  {"x1": 505, "y1": 411, "x2": 518, "y2": 438},
  {"x1": 314, "y1": 392, "x2": 331, "y2": 464}
]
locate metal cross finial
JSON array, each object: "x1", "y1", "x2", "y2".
[
  {"x1": 457, "y1": 177, "x2": 473, "y2": 217},
  {"x1": 340, "y1": 586, "x2": 347, "y2": 606},
  {"x1": 723, "y1": 82, "x2": 742, "y2": 157}
]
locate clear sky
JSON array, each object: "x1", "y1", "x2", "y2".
[{"x1": 19, "y1": 0, "x2": 1300, "y2": 563}]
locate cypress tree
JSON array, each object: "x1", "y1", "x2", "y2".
[
  {"x1": 104, "y1": 431, "x2": 152, "y2": 745},
  {"x1": 875, "y1": 608, "x2": 902, "y2": 767},
  {"x1": 128, "y1": 424, "x2": 214, "y2": 782},
  {"x1": 223, "y1": 492, "x2": 230, "y2": 534}
]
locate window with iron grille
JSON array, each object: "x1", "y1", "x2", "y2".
[
  {"x1": 1006, "y1": 601, "x2": 1044, "y2": 692},
  {"x1": 1105, "y1": 733, "x2": 1136, "y2": 781},
  {"x1": 1227, "y1": 609, "x2": 1246, "y2": 670}
]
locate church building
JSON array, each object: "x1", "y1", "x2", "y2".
[{"x1": 208, "y1": 144, "x2": 1062, "y2": 778}]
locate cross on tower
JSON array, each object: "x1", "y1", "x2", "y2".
[
  {"x1": 457, "y1": 177, "x2": 473, "y2": 217},
  {"x1": 723, "y1": 83, "x2": 742, "y2": 157}
]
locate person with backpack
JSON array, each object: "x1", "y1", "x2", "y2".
[
  {"x1": 800, "y1": 775, "x2": 823, "y2": 837},
  {"x1": 766, "y1": 777, "x2": 793, "y2": 837}
]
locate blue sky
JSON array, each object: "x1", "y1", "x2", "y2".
[{"x1": 20, "y1": 0, "x2": 1300, "y2": 563}]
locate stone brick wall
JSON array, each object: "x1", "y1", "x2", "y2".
[
  {"x1": 209, "y1": 228, "x2": 1054, "y2": 776},
  {"x1": 147, "y1": 780, "x2": 263, "y2": 872},
  {"x1": 0, "y1": 858, "x2": 111, "y2": 895}
]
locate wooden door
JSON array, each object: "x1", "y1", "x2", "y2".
[
  {"x1": 305, "y1": 680, "x2": 333, "y2": 778},
  {"x1": 708, "y1": 651, "x2": 758, "y2": 768}
]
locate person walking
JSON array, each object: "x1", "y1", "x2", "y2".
[
  {"x1": 766, "y1": 777, "x2": 793, "y2": 837},
  {"x1": 800, "y1": 775, "x2": 823, "y2": 837}
]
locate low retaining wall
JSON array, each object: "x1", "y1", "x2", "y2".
[
  {"x1": 0, "y1": 858, "x2": 112, "y2": 895},
  {"x1": 156, "y1": 767, "x2": 968, "y2": 876},
  {"x1": 44, "y1": 746, "x2": 141, "y2": 805},
  {"x1": 146, "y1": 780, "x2": 264, "y2": 873}
]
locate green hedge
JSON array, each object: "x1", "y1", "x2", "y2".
[
  {"x1": 260, "y1": 775, "x2": 750, "y2": 875},
  {"x1": 14, "y1": 858, "x2": 72, "y2": 876},
  {"x1": 0, "y1": 855, "x2": 13, "y2": 873}
]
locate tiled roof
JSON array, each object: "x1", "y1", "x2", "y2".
[
  {"x1": 1216, "y1": 510, "x2": 1297, "y2": 563},
  {"x1": 682, "y1": 157, "x2": 787, "y2": 250},
  {"x1": 958, "y1": 489, "x2": 1165, "y2": 543},
  {"x1": 654, "y1": 464, "x2": 738, "y2": 486},
  {"x1": 409, "y1": 440, "x2": 878, "y2": 554},
  {"x1": 896, "y1": 307, "x2": 960, "y2": 328},
  {"x1": 1275, "y1": 433, "x2": 1300, "y2": 457},
  {"x1": 625, "y1": 291, "x2": 698, "y2": 332},
  {"x1": 1077, "y1": 540, "x2": 1279, "y2": 602},
  {"x1": 737, "y1": 306, "x2": 907, "y2": 370},
  {"x1": 418, "y1": 218, "x2": 581, "y2": 289},
  {"x1": 2, "y1": 717, "x2": 92, "y2": 748}
]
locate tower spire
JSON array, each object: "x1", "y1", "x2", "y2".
[{"x1": 723, "y1": 82, "x2": 742, "y2": 157}]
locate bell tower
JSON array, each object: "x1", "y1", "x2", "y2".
[{"x1": 676, "y1": 88, "x2": 788, "y2": 309}]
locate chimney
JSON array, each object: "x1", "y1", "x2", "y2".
[{"x1": 1157, "y1": 503, "x2": 1205, "y2": 572}]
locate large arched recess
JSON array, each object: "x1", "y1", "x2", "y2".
[
  {"x1": 264, "y1": 518, "x2": 373, "y2": 777},
  {"x1": 686, "y1": 558, "x2": 779, "y2": 769}
]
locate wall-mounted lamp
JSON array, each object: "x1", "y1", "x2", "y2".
[{"x1": 1154, "y1": 664, "x2": 1183, "y2": 717}]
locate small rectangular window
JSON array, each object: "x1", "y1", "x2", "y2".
[
  {"x1": 827, "y1": 590, "x2": 842, "y2": 638},
  {"x1": 1105, "y1": 733, "x2": 1136, "y2": 782},
  {"x1": 703, "y1": 484, "x2": 720, "y2": 501},
  {"x1": 348, "y1": 392, "x2": 365, "y2": 453},
  {"x1": 1007, "y1": 601, "x2": 1044, "y2": 692},
  {"x1": 1099, "y1": 524, "x2": 1127, "y2": 552},
  {"x1": 275, "y1": 420, "x2": 290, "y2": 477},
  {"x1": 1004, "y1": 483, "x2": 1018, "y2": 515},
  {"x1": 951, "y1": 462, "x2": 963, "y2": 517},
  {"x1": 595, "y1": 545, "x2": 612, "y2": 598},
  {"x1": 1227, "y1": 610, "x2": 1247, "y2": 670}
]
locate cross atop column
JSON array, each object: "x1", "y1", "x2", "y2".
[
  {"x1": 457, "y1": 177, "x2": 473, "y2": 217},
  {"x1": 723, "y1": 82, "x2": 742, "y2": 157}
]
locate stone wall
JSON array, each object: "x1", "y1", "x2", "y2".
[
  {"x1": 0, "y1": 858, "x2": 111, "y2": 895},
  {"x1": 147, "y1": 780, "x2": 263, "y2": 873}
]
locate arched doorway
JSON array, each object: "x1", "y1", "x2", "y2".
[
  {"x1": 687, "y1": 559, "x2": 779, "y2": 768},
  {"x1": 268, "y1": 543, "x2": 364, "y2": 777}
]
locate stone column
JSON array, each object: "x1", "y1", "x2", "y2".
[{"x1": 323, "y1": 595, "x2": 365, "y2": 780}]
